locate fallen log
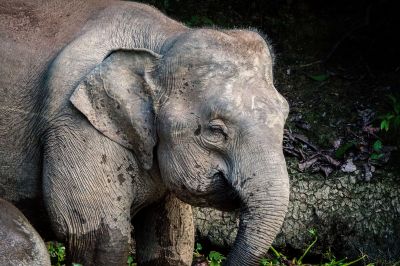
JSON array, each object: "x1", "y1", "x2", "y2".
[{"x1": 193, "y1": 158, "x2": 400, "y2": 262}]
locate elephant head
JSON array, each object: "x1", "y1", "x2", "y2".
[{"x1": 70, "y1": 29, "x2": 289, "y2": 265}]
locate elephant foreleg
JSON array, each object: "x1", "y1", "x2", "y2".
[
  {"x1": 42, "y1": 124, "x2": 136, "y2": 265},
  {"x1": 134, "y1": 193, "x2": 195, "y2": 266}
]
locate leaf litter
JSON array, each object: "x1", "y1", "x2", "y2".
[{"x1": 283, "y1": 107, "x2": 396, "y2": 179}]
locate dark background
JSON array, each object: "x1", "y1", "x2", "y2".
[
  {"x1": 137, "y1": 0, "x2": 399, "y2": 75},
  {"x1": 137, "y1": 0, "x2": 400, "y2": 165}
]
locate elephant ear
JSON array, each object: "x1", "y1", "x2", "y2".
[{"x1": 70, "y1": 49, "x2": 161, "y2": 170}]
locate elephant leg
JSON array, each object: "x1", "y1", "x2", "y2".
[
  {"x1": 64, "y1": 221, "x2": 132, "y2": 266},
  {"x1": 42, "y1": 124, "x2": 137, "y2": 265},
  {"x1": 134, "y1": 193, "x2": 195, "y2": 266}
]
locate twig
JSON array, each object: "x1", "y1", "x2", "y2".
[
  {"x1": 293, "y1": 134, "x2": 319, "y2": 151},
  {"x1": 295, "y1": 60, "x2": 323, "y2": 69}
]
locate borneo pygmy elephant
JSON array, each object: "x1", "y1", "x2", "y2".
[
  {"x1": 0, "y1": 198, "x2": 50, "y2": 266},
  {"x1": 0, "y1": 1, "x2": 289, "y2": 265}
]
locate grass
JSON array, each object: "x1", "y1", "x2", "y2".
[
  {"x1": 258, "y1": 229, "x2": 371, "y2": 266},
  {"x1": 193, "y1": 228, "x2": 374, "y2": 266},
  {"x1": 47, "y1": 229, "x2": 376, "y2": 266}
]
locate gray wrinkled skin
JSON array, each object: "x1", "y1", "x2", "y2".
[
  {"x1": 0, "y1": 198, "x2": 51, "y2": 266},
  {"x1": 0, "y1": 1, "x2": 289, "y2": 265}
]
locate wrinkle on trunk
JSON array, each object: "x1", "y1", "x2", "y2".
[{"x1": 225, "y1": 149, "x2": 290, "y2": 265}]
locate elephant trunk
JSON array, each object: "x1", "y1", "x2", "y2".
[{"x1": 225, "y1": 147, "x2": 290, "y2": 266}]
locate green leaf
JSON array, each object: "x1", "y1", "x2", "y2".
[
  {"x1": 127, "y1": 255, "x2": 134, "y2": 265},
  {"x1": 209, "y1": 251, "x2": 226, "y2": 261},
  {"x1": 272, "y1": 258, "x2": 280, "y2": 264},
  {"x1": 208, "y1": 251, "x2": 226, "y2": 265},
  {"x1": 309, "y1": 73, "x2": 329, "y2": 82},
  {"x1": 196, "y1": 243, "x2": 203, "y2": 252},
  {"x1": 335, "y1": 141, "x2": 355, "y2": 159},
  {"x1": 308, "y1": 228, "x2": 317, "y2": 237},
  {"x1": 380, "y1": 119, "x2": 390, "y2": 131},
  {"x1": 372, "y1": 140, "x2": 383, "y2": 152},
  {"x1": 260, "y1": 258, "x2": 271, "y2": 266},
  {"x1": 370, "y1": 153, "x2": 384, "y2": 160}
]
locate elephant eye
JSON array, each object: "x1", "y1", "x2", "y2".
[{"x1": 208, "y1": 119, "x2": 228, "y2": 140}]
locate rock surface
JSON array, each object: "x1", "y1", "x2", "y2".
[{"x1": 193, "y1": 158, "x2": 400, "y2": 262}]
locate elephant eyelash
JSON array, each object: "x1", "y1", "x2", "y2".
[
  {"x1": 209, "y1": 125, "x2": 227, "y2": 136},
  {"x1": 208, "y1": 121, "x2": 229, "y2": 140}
]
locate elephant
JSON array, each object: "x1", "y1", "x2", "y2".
[
  {"x1": 0, "y1": 0, "x2": 289, "y2": 265},
  {"x1": 0, "y1": 198, "x2": 51, "y2": 266}
]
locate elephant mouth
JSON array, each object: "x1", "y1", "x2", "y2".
[
  {"x1": 209, "y1": 170, "x2": 240, "y2": 211},
  {"x1": 212, "y1": 170, "x2": 225, "y2": 180}
]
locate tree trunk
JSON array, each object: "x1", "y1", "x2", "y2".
[
  {"x1": 193, "y1": 159, "x2": 400, "y2": 262},
  {"x1": 134, "y1": 193, "x2": 194, "y2": 266}
]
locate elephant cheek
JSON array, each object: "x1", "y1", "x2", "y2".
[{"x1": 157, "y1": 154, "x2": 197, "y2": 203}]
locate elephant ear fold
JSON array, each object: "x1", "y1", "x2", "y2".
[{"x1": 70, "y1": 49, "x2": 161, "y2": 170}]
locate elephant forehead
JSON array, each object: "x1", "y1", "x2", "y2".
[
  {"x1": 161, "y1": 30, "x2": 273, "y2": 77},
  {"x1": 202, "y1": 81, "x2": 286, "y2": 128},
  {"x1": 176, "y1": 64, "x2": 277, "y2": 112},
  {"x1": 201, "y1": 68, "x2": 270, "y2": 100},
  {"x1": 166, "y1": 28, "x2": 271, "y2": 61},
  {"x1": 161, "y1": 53, "x2": 269, "y2": 85},
  {"x1": 169, "y1": 54, "x2": 270, "y2": 95}
]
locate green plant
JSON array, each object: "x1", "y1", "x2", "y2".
[
  {"x1": 47, "y1": 242, "x2": 66, "y2": 266},
  {"x1": 193, "y1": 236, "x2": 374, "y2": 266},
  {"x1": 193, "y1": 242, "x2": 203, "y2": 258},
  {"x1": 259, "y1": 247, "x2": 281, "y2": 266},
  {"x1": 208, "y1": 251, "x2": 226, "y2": 266},
  {"x1": 309, "y1": 73, "x2": 330, "y2": 82},
  {"x1": 295, "y1": 228, "x2": 318, "y2": 265},
  {"x1": 380, "y1": 95, "x2": 400, "y2": 133},
  {"x1": 127, "y1": 254, "x2": 137, "y2": 266},
  {"x1": 258, "y1": 228, "x2": 371, "y2": 266},
  {"x1": 370, "y1": 94, "x2": 400, "y2": 161},
  {"x1": 335, "y1": 141, "x2": 356, "y2": 159},
  {"x1": 322, "y1": 249, "x2": 367, "y2": 266},
  {"x1": 193, "y1": 243, "x2": 226, "y2": 266},
  {"x1": 370, "y1": 139, "x2": 384, "y2": 160}
]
